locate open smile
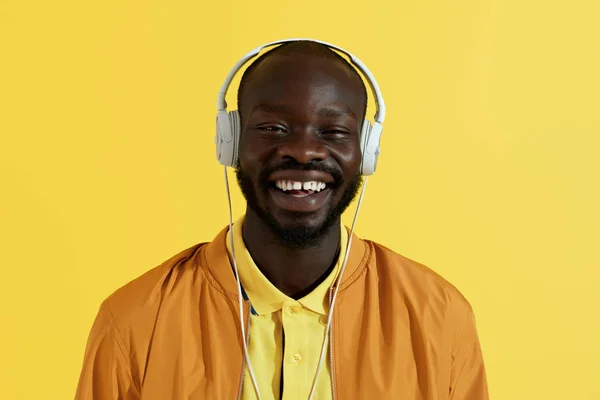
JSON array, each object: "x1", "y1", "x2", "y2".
[{"x1": 267, "y1": 179, "x2": 332, "y2": 212}]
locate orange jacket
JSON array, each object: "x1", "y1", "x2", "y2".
[{"x1": 75, "y1": 227, "x2": 489, "y2": 399}]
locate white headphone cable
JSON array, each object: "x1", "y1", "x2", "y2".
[{"x1": 224, "y1": 166, "x2": 262, "y2": 399}]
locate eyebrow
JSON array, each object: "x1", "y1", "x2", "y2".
[
  {"x1": 251, "y1": 104, "x2": 356, "y2": 119},
  {"x1": 251, "y1": 104, "x2": 294, "y2": 115},
  {"x1": 316, "y1": 107, "x2": 356, "y2": 119}
]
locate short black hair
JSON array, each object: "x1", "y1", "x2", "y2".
[{"x1": 236, "y1": 41, "x2": 368, "y2": 118}]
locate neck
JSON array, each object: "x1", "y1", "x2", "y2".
[{"x1": 241, "y1": 209, "x2": 341, "y2": 299}]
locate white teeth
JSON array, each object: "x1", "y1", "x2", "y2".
[{"x1": 274, "y1": 180, "x2": 327, "y2": 192}]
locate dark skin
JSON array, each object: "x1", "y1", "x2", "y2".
[{"x1": 237, "y1": 53, "x2": 366, "y2": 298}]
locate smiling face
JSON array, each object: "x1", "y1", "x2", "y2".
[{"x1": 236, "y1": 48, "x2": 367, "y2": 248}]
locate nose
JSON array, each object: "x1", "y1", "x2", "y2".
[{"x1": 276, "y1": 130, "x2": 328, "y2": 164}]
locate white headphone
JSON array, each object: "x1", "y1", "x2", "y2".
[{"x1": 215, "y1": 38, "x2": 386, "y2": 175}]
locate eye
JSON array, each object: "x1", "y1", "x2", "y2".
[
  {"x1": 256, "y1": 125, "x2": 287, "y2": 134},
  {"x1": 322, "y1": 128, "x2": 351, "y2": 139}
]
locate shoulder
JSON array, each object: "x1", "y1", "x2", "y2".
[
  {"x1": 100, "y1": 242, "x2": 208, "y2": 327},
  {"x1": 364, "y1": 239, "x2": 473, "y2": 315},
  {"x1": 78, "y1": 243, "x2": 209, "y2": 387}
]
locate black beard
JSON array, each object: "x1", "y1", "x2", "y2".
[{"x1": 235, "y1": 162, "x2": 363, "y2": 249}]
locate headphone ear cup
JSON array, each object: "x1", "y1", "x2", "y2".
[
  {"x1": 215, "y1": 110, "x2": 240, "y2": 167},
  {"x1": 359, "y1": 120, "x2": 373, "y2": 175},
  {"x1": 361, "y1": 121, "x2": 383, "y2": 175}
]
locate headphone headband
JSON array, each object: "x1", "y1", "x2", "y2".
[{"x1": 216, "y1": 38, "x2": 386, "y2": 124}]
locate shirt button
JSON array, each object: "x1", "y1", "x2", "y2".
[
  {"x1": 288, "y1": 306, "x2": 301, "y2": 314},
  {"x1": 292, "y1": 353, "x2": 303, "y2": 364},
  {"x1": 319, "y1": 315, "x2": 328, "y2": 325}
]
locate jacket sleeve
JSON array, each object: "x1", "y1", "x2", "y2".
[
  {"x1": 449, "y1": 303, "x2": 489, "y2": 400},
  {"x1": 75, "y1": 301, "x2": 140, "y2": 400}
]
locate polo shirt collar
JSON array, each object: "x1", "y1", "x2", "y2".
[{"x1": 225, "y1": 216, "x2": 348, "y2": 316}]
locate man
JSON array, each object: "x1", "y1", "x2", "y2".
[{"x1": 75, "y1": 40, "x2": 489, "y2": 399}]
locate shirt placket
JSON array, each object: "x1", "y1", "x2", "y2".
[{"x1": 281, "y1": 301, "x2": 310, "y2": 399}]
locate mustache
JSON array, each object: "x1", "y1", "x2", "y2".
[{"x1": 259, "y1": 159, "x2": 343, "y2": 186}]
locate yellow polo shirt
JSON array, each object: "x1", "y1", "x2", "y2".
[{"x1": 225, "y1": 216, "x2": 348, "y2": 400}]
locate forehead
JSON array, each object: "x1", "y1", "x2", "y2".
[{"x1": 239, "y1": 54, "x2": 366, "y2": 116}]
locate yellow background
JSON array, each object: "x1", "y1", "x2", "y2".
[{"x1": 1, "y1": 0, "x2": 599, "y2": 398}]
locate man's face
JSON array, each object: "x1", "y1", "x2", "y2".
[{"x1": 236, "y1": 53, "x2": 365, "y2": 247}]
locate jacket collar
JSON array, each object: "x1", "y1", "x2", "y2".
[{"x1": 203, "y1": 224, "x2": 370, "y2": 299}]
